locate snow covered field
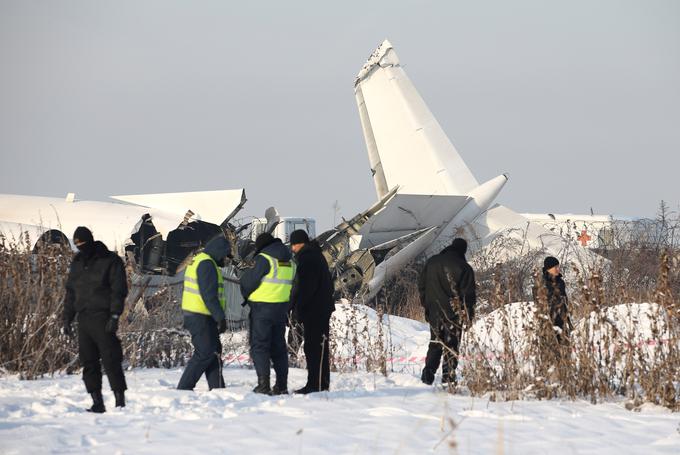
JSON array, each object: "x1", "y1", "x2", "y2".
[
  {"x1": 1, "y1": 303, "x2": 678, "y2": 454},
  {"x1": 1, "y1": 367, "x2": 679, "y2": 454}
]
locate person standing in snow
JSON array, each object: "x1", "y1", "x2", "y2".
[
  {"x1": 177, "y1": 235, "x2": 232, "y2": 391},
  {"x1": 63, "y1": 226, "x2": 128, "y2": 413},
  {"x1": 288, "y1": 230, "x2": 335, "y2": 394},
  {"x1": 532, "y1": 256, "x2": 571, "y2": 341},
  {"x1": 418, "y1": 238, "x2": 476, "y2": 387},
  {"x1": 240, "y1": 233, "x2": 295, "y2": 395}
]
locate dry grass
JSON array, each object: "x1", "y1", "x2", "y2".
[
  {"x1": 2, "y1": 211, "x2": 679, "y2": 411},
  {"x1": 355, "y1": 207, "x2": 680, "y2": 410},
  {"x1": 0, "y1": 234, "x2": 77, "y2": 378},
  {"x1": 0, "y1": 232, "x2": 199, "y2": 376}
]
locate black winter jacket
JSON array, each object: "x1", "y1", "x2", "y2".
[
  {"x1": 64, "y1": 241, "x2": 128, "y2": 323},
  {"x1": 240, "y1": 239, "x2": 292, "y2": 302},
  {"x1": 532, "y1": 272, "x2": 568, "y2": 329},
  {"x1": 418, "y1": 246, "x2": 476, "y2": 327},
  {"x1": 290, "y1": 241, "x2": 335, "y2": 322}
]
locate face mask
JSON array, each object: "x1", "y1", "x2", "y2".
[{"x1": 76, "y1": 241, "x2": 95, "y2": 256}]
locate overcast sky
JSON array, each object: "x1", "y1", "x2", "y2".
[{"x1": 1, "y1": 0, "x2": 678, "y2": 232}]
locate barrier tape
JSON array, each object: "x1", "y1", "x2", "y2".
[{"x1": 212, "y1": 337, "x2": 674, "y2": 365}]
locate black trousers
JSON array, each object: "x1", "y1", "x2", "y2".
[
  {"x1": 424, "y1": 322, "x2": 462, "y2": 382},
  {"x1": 177, "y1": 313, "x2": 224, "y2": 390},
  {"x1": 249, "y1": 302, "x2": 288, "y2": 381},
  {"x1": 302, "y1": 316, "x2": 331, "y2": 391},
  {"x1": 77, "y1": 312, "x2": 127, "y2": 393}
]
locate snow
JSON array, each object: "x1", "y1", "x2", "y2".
[
  {"x1": 1, "y1": 368, "x2": 679, "y2": 454},
  {"x1": 465, "y1": 301, "x2": 674, "y2": 369},
  {"x1": 1, "y1": 303, "x2": 678, "y2": 454}
]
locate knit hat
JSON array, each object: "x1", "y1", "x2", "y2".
[
  {"x1": 290, "y1": 229, "x2": 310, "y2": 245},
  {"x1": 254, "y1": 233, "x2": 275, "y2": 254},
  {"x1": 543, "y1": 256, "x2": 559, "y2": 271},
  {"x1": 73, "y1": 226, "x2": 94, "y2": 244},
  {"x1": 450, "y1": 238, "x2": 468, "y2": 256}
]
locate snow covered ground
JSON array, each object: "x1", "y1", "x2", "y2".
[
  {"x1": 1, "y1": 367, "x2": 679, "y2": 454},
  {"x1": 1, "y1": 303, "x2": 678, "y2": 454}
]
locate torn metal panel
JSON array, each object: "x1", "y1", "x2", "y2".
[
  {"x1": 317, "y1": 187, "x2": 398, "y2": 270},
  {"x1": 363, "y1": 226, "x2": 438, "y2": 300}
]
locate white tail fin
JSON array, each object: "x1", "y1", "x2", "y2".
[{"x1": 355, "y1": 40, "x2": 479, "y2": 198}]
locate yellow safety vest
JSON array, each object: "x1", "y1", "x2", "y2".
[
  {"x1": 248, "y1": 253, "x2": 296, "y2": 303},
  {"x1": 181, "y1": 252, "x2": 226, "y2": 315}
]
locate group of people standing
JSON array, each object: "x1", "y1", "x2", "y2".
[
  {"x1": 176, "y1": 229, "x2": 335, "y2": 396},
  {"x1": 61, "y1": 226, "x2": 568, "y2": 413}
]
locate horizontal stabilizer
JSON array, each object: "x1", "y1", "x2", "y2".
[{"x1": 358, "y1": 194, "x2": 468, "y2": 248}]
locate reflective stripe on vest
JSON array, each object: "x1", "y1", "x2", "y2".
[
  {"x1": 248, "y1": 252, "x2": 296, "y2": 303},
  {"x1": 181, "y1": 252, "x2": 226, "y2": 315}
]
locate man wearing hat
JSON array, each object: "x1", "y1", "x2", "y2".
[
  {"x1": 289, "y1": 229, "x2": 335, "y2": 394},
  {"x1": 240, "y1": 233, "x2": 295, "y2": 395},
  {"x1": 533, "y1": 256, "x2": 570, "y2": 341},
  {"x1": 418, "y1": 237, "x2": 476, "y2": 387},
  {"x1": 63, "y1": 226, "x2": 128, "y2": 413}
]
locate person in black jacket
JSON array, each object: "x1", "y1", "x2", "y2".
[
  {"x1": 177, "y1": 236, "x2": 231, "y2": 391},
  {"x1": 240, "y1": 233, "x2": 294, "y2": 395},
  {"x1": 63, "y1": 227, "x2": 128, "y2": 413},
  {"x1": 418, "y1": 238, "x2": 476, "y2": 387},
  {"x1": 532, "y1": 256, "x2": 570, "y2": 341},
  {"x1": 289, "y1": 230, "x2": 335, "y2": 394}
]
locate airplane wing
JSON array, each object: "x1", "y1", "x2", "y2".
[
  {"x1": 110, "y1": 189, "x2": 246, "y2": 225},
  {"x1": 463, "y1": 204, "x2": 603, "y2": 268},
  {"x1": 355, "y1": 40, "x2": 479, "y2": 199},
  {"x1": 358, "y1": 193, "x2": 469, "y2": 248}
]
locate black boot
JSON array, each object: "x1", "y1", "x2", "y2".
[
  {"x1": 114, "y1": 390, "x2": 125, "y2": 408},
  {"x1": 421, "y1": 368, "x2": 435, "y2": 385},
  {"x1": 271, "y1": 377, "x2": 288, "y2": 395},
  {"x1": 294, "y1": 384, "x2": 319, "y2": 395},
  {"x1": 253, "y1": 376, "x2": 271, "y2": 395},
  {"x1": 87, "y1": 391, "x2": 106, "y2": 413}
]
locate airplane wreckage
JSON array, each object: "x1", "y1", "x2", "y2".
[{"x1": 1, "y1": 39, "x2": 601, "y2": 320}]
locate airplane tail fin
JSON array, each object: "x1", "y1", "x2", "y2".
[{"x1": 354, "y1": 40, "x2": 479, "y2": 198}]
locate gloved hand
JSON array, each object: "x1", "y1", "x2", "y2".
[
  {"x1": 61, "y1": 321, "x2": 72, "y2": 337},
  {"x1": 105, "y1": 314, "x2": 120, "y2": 334},
  {"x1": 217, "y1": 319, "x2": 227, "y2": 334}
]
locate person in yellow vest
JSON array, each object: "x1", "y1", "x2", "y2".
[
  {"x1": 177, "y1": 235, "x2": 231, "y2": 391},
  {"x1": 240, "y1": 233, "x2": 295, "y2": 395}
]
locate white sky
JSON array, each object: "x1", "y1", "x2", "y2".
[{"x1": 1, "y1": 0, "x2": 678, "y2": 232}]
